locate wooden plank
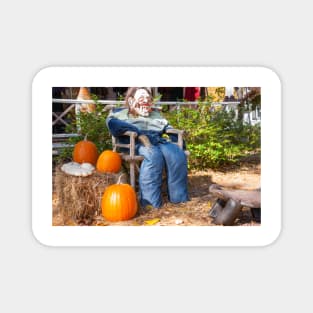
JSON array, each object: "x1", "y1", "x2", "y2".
[
  {"x1": 52, "y1": 104, "x2": 75, "y2": 126},
  {"x1": 53, "y1": 142, "x2": 74, "y2": 149},
  {"x1": 53, "y1": 133, "x2": 79, "y2": 139}
]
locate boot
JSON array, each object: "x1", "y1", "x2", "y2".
[
  {"x1": 214, "y1": 198, "x2": 242, "y2": 226},
  {"x1": 208, "y1": 198, "x2": 226, "y2": 218}
]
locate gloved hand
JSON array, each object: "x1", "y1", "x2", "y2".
[{"x1": 138, "y1": 134, "x2": 152, "y2": 148}]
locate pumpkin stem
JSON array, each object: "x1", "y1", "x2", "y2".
[
  {"x1": 84, "y1": 134, "x2": 88, "y2": 141},
  {"x1": 116, "y1": 172, "x2": 127, "y2": 184}
]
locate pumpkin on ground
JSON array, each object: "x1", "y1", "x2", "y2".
[
  {"x1": 101, "y1": 182, "x2": 138, "y2": 221},
  {"x1": 96, "y1": 150, "x2": 121, "y2": 173},
  {"x1": 73, "y1": 138, "x2": 99, "y2": 166}
]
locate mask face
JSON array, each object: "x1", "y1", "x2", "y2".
[{"x1": 129, "y1": 88, "x2": 153, "y2": 116}]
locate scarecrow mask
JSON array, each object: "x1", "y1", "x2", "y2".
[{"x1": 129, "y1": 88, "x2": 153, "y2": 117}]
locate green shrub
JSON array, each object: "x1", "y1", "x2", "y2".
[
  {"x1": 55, "y1": 96, "x2": 261, "y2": 170},
  {"x1": 54, "y1": 95, "x2": 112, "y2": 164},
  {"x1": 164, "y1": 100, "x2": 260, "y2": 169}
]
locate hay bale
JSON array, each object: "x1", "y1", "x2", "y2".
[{"x1": 55, "y1": 166, "x2": 122, "y2": 224}]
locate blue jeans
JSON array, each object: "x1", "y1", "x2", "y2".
[{"x1": 137, "y1": 142, "x2": 189, "y2": 208}]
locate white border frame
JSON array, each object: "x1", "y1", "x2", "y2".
[{"x1": 32, "y1": 67, "x2": 281, "y2": 247}]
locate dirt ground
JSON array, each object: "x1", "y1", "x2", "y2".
[{"x1": 53, "y1": 154, "x2": 261, "y2": 227}]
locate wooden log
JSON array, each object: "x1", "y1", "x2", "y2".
[{"x1": 209, "y1": 184, "x2": 261, "y2": 208}]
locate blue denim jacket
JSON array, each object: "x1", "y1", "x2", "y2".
[{"x1": 106, "y1": 108, "x2": 179, "y2": 146}]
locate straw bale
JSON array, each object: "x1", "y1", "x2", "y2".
[{"x1": 54, "y1": 166, "x2": 123, "y2": 224}]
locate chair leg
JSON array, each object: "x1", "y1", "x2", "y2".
[{"x1": 129, "y1": 161, "x2": 136, "y2": 190}]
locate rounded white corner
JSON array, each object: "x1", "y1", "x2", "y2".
[
  {"x1": 32, "y1": 66, "x2": 56, "y2": 87},
  {"x1": 259, "y1": 66, "x2": 282, "y2": 87},
  {"x1": 261, "y1": 224, "x2": 282, "y2": 247},
  {"x1": 31, "y1": 225, "x2": 53, "y2": 248}
]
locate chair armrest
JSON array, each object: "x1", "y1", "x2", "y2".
[
  {"x1": 165, "y1": 128, "x2": 184, "y2": 150},
  {"x1": 122, "y1": 131, "x2": 138, "y2": 138},
  {"x1": 165, "y1": 128, "x2": 184, "y2": 135},
  {"x1": 112, "y1": 131, "x2": 138, "y2": 157}
]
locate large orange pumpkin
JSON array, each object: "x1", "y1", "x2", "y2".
[
  {"x1": 73, "y1": 138, "x2": 99, "y2": 166},
  {"x1": 96, "y1": 150, "x2": 121, "y2": 173},
  {"x1": 101, "y1": 183, "x2": 138, "y2": 221}
]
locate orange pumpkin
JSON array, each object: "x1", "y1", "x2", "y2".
[
  {"x1": 101, "y1": 183, "x2": 138, "y2": 221},
  {"x1": 73, "y1": 138, "x2": 99, "y2": 166},
  {"x1": 96, "y1": 150, "x2": 121, "y2": 173}
]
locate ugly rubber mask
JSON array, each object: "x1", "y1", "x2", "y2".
[{"x1": 129, "y1": 89, "x2": 153, "y2": 117}]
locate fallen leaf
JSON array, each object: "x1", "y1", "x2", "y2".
[{"x1": 144, "y1": 218, "x2": 160, "y2": 225}]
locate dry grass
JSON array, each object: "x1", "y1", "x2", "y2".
[
  {"x1": 54, "y1": 166, "x2": 118, "y2": 225},
  {"x1": 53, "y1": 157, "x2": 261, "y2": 227}
]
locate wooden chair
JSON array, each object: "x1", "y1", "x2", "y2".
[{"x1": 112, "y1": 129, "x2": 189, "y2": 190}]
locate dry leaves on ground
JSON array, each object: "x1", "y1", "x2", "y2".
[{"x1": 53, "y1": 159, "x2": 261, "y2": 227}]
